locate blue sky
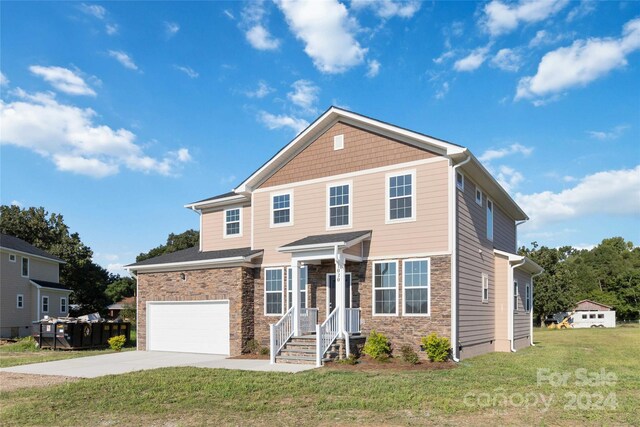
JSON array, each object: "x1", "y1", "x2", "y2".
[{"x1": 1, "y1": 0, "x2": 639, "y2": 275}]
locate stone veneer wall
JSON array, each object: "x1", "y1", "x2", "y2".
[{"x1": 137, "y1": 266, "x2": 254, "y2": 356}]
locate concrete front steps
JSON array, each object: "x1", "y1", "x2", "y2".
[{"x1": 275, "y1": 335, "x2": 339, "y2": 365}]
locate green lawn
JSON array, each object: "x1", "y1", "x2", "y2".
[{"x1": 1, "y1": 326, "x2": 638, "y2": 426}]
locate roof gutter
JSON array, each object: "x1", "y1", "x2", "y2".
[{"x1": 450, "y1": 150, "x2": 471, "y2": 362}]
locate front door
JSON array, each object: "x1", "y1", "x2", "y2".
[{"x1": 327, "y1": 273, "x2": 352, "y2": 314}]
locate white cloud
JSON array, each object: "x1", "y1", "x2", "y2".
[
  {"x1": 496, "y1": 165, "x2": 524, "y2": 193},
  {"x1": 0, "y1": 72, "x2": 8, "y2": 86},
  {"x1": 258, "y1": 111, "x2": 309, "y2": 133},
  {"x1": 223, "y1": 10, "x2": 235, "y2": 20},
  {"x1": 164, "y1": 21, "x2": 180, "y2": 37},
  {"x1": 516, "y1": 166, "x2": 640, "y2": 229},
  {"x1": 10, "y1": 200, "x2": 22, "y2": 207},
  {"x1": 108, "y1": 50, "x2": 139, "y2": 71},
  {"x1": 479, "y1": 143, "x2": 534, "y2": 163},
  {"x1": 79, "y1": 3, "x2": 106, "y2": 20},
  {"x1": 350, "y1": 0, "x2": 421, "y2": 19},
  {"x1": 491, "y1": 48, "x2": 522, "y2": 72},
  {"x1": 482, "y1": 0, "x2": 570, "y2": 36},
  {"x1": 29, "y1": 65, "x2": 96, "y2": 96},
  {"x1": 246, "y1": 25, "x2": 281, "y2": 50},
  {"x1": 366, "y1": 59, "x2": 381, "y2": 77},
  {"x1": 287, "y1": 80, "x2": 319, "y2": 113},
  {"x1": 276, "y1": 0, "x2": 367, "y2": 73},
  {"x1": 0, "y1": 89, "x2": 189, "y2": 178},
  {"x1": 433, "y1": 50, "x2": 456, "y2": 64},
  {"x1": 454, "y1": 45, "x2": 490, "y2": 72},
  {"x1": 528, "y1": 30, "x2": 556, "y2": 48},
  {"x1": 587, "y1": 124, "x2": 630, "y2": 141},
  {"x1": 566, "y1": 0, "x2": 596, "y2": 22},
  {"x1": 245, "y1": 81, "x2": 274, "y2": 98},
  {"x1": 563, "y1": 175, "x2": 577, "y2": 182},
  {"x1": 174, "y1": 65, "x2": 199, "y2": 78},
  {"x1": 435, "y1": 81, "x2": 449, "y2": 100},
  {"x1": 105, "y1": 23, "x2": 119, "y2": 35},
  {"x1": 516, "y1": 17, "x2": 640, "y2": 101}
]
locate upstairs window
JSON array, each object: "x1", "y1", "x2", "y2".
[
  {"x1": 265, "y1": 268, "x2": 284, "y2": 315},
  {"x1": 42, "y1": 296, "x2": 49, "y2": 313},
  {"x1": 287, "y1": 266, "x2": 308, "y2": 310},
  {"x1": 373, "y1": 261, "x2": 397, "y2": 315},
  {"x1": 9, "y1": 253, "x2": 16, "y2": 262},
  {"x1": 513, "y1": 281, "x2": 519, "y2": 312},
  {"x1": 17, "y1": 294, "x2": 24, "y2": 309},
  {"x1": 482, "y1": 273, "x2": 489, "y2": 303},
  {"x1": 328, "y1": 183, "x2": 351, "y2": 228},
  {"x1": 403, "y1": 259, "x2": 429, "y2": 315},
  {"x1": 271, "y1": 192, "x2": 292, "y2": 226},
  {"x1": 456, "y1": 172, "x2": 464, "y2": 190},
  {"x1": 487, "y1": 199, "x2": 494, "y2": 241},
  {"x1": 60, "y1": 297, "x2": 67, "y2": 314},
  {"x1": 476, "y1": 187, "x2": 483, "y2": 206},
  {"x1": 224, "y1": 208, "x2": 241, "y2": 237},
  {"x1": 21, "y1": 257, "x2": 29, "y2": 277},
  {"x1": 525, "y1": 283, "x2": 531, "y2": 312},
  {"x1": 387, "y1": 171, "x2": 415, "y2": 222}
]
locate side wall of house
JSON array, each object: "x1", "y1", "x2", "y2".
[
  {"x1": 513, "y1": 268, "x2": 532, "y2": 347},
  {"x1": 136, "y1": 266, "x2": 255, "y2": 356},
  {"x1": 493, "y1": 254, "x2": 510, "y2": 352}
]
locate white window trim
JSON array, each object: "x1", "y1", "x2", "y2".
[
  {"x1": 475, "y1": 186, "x2": 483, "y2": 206},
  {"x1": 222, "y1": 206, "x2": 243, "y2": 238},
  {"x1": 333, "y1": 134, "x2": 344, "y2": 150},
  {"x1": 385, "y1": 169, "x2": 417, "y2": 224},
  {"x1": 17, "y1": 294, "x2": 24, "y2": 309},
  {"x1": 21, "y1": 257, "x2": 29, "y2": 277},
  {"x1": 487, "y1": 199, "x2": 494, "y2": 242},
  {"x1": 9, "y1": 253, "x2": 16, "y2": 262},
  {"x1": 270, "y1": 190, "x2": 294, "y2": 228},
  {"x1": 513, "y1": 280, "x2": 519, "y2": 312},
  {"x1": 326, "y1": 180, "x2": 353, "y2": 230},
  {"x1": 525, "y1": 283, "x2": 531, "y2": 312},
  {"x1": 402, "y1": 258, "x2": 431, "y2": 317},
  {"x1": 60, "y1": 297, "x2": 67, "y2": 314},
  {"x1": 372, "y1": 260, "x2": 399, "y2": 317},
  {"x1": 481, "y1": 273, "x2": 489, "y2": 303},
  {"x1": 287, "y1": 266, "x2": 309, "y2": 310},
  {"x1": 456, "y1": 171, "x2": 464, "y2": 191},
  {"x1": 264, "y1": 267, "x2": 284, "y2": 316},
  {"x1": 42, "y1": 295, "x2": 49, "y2": 313}
]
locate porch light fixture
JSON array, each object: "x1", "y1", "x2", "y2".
[{"x1": 180, "y1": 273, "x2": 187, "y2": 281}]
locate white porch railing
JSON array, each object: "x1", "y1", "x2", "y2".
[
  {"x1": 300, "y1": 308, "x2": 318, "y2": 335},
  {"x1": 270, "y1": 306, "x2": 295, "y2": 364},
  {"x1": 315, "y1": 308, "x2": 339, "y2": 367},
  {"x1": 346, "y1": 308, "x2": 361, "y2": 334}
]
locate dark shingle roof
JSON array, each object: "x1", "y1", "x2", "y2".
[
  {"x1": 126, "y1": 246, "x2": 263, "y2": 268},
  {"x1": 189, "y1": 191, "x2": 238, "y2": 205},
  {"x1": 281, "y1": 230, "x2": 372, "y2": 249},
  {"x1": 0, "y1": 234, "x2": 65, "y2": 263},
  {"x1": 31, "y1": 279, "x2": 71, "y2": 291}
]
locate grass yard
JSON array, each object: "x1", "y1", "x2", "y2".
[{"x1": 1, "y1": 326, "x2": 638, "y2": 426}]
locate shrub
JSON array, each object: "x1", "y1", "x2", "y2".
[
  {"x1": 108, "y1": 335, "x2": 127, "y2": 352},
  {"x1": 421, "y1": 333, "x2": 451, "y2": 362},
  {"x1": 259, "y1": 346, "x2": 270, "y2": 356},
  {"x1": 339, "y1": 353, "x2": 359, "y2": 365},
  {"x1": 363, "y1": 330, "x2": 391, "y2": 362},
  {"x1": 244, "y1": 339, "x2": 261, "y2": 354},
  {"x1": 400, "y1": 345, "x2": 420, "y2": 365}
]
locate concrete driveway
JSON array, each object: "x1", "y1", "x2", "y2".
[{"x1": 0, "y1": 351, "x2": 314, "y2": 378}]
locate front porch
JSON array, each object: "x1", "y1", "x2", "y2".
[{"x1": 269, "y1": 231, "x2": 371, "y2": 366}]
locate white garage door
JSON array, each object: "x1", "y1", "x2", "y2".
[{"x1": 147, "y1": 300, "x2": 230, "y2": 355}]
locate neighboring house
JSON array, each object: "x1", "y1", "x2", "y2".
[
  {"x1": 571, "y1": 299, "x2": 616, "y2": 328},
  {"x1": 0, "y1": 233, "x2": 72, "y2": 338},
  {"x1": 126, "y1": 107, "x2": 543, "y2": 364},
  {"x1": 107, "y1": 296, "x2": 136, "y2": 319}
]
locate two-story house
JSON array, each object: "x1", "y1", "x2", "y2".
[
  {"x1": 0, "y1": 233, "x2": 72, "y2": 338},
  {"x1": 126, "y1": 107, "x2": 543, "y2": 365}
]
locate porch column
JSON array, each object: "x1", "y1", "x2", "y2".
[
  {"x1": 335, "y1": 251, "x2": 346, "y2": 338},
  {"x1": 291, "y1": 259, "x2": 301, "y2": 336}
]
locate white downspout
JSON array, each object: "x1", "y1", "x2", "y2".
[
  {"x1": 509, "y1": 259, "x2": 526, "y2": 352},
  {"x1": 334, "y1": 245, "x2": 350, "y2": 357},
  {"x1": 530, "y1": 270, "x2": 544, "y2": 346},
  {"x1": 450, "y1": 152, "x2": 471, "y2": 362}
]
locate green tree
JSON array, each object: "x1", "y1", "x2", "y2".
[
  {"x1": 105, "y1": 276, "x2": 136, "y2": 303},
  {"x1": 136, "y1": 229, "x2": 199, "y2": 262},
  {"x1": 0, "y1": 205, "x2": 110, "y2": 314}
]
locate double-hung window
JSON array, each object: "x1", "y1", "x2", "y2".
[
  {"x1": 327, "y1": 182, "x2": 351, "y2": 228},
  {"x1": 482, "y1": 273, "x2": 489, "y2": 303},
  {"x1": 513, "y1": 281, "x2": 519, "y2": 312},
  {"x1": 265, "y1": 268, "x2": 284, "y2": 315},
  {"x1": 287, "y1": 266, "x2": 308, "y2": 310},
  {"x1": 487, "y1": 199, "x2": 494, "y2": 241},
  {"x1": 525, "y1": 283, "x2": 531, "y2": 312},
  {"x1": 403, "y1": 259, "x2": 429, "y2": 315},
  {"x1": 373, "y1": 261, "x2": 397, "y2": 315},
  {"x1": 387, "y1": 171, "x2": 415, "y2": 222},
  {"x1": 271, "y1": 192, "x2": 292, "y2": 226},
  {"x1": 476, "y1": 187, "x2": 483, "y2": 206},
  {"x1": 60, "y1": 297, "x2": 67, "y2": 314},
  {"x1": 42, "y1": 296, "x2": 49, "y2": 313},
  {"x1": 17, "y1": 294, "x2": 24, "y2": 309},
  {"x1": 21, "y1": 257, "x2": 29, "y2": 277},
  {"x1": 224, "y1": 208, "x2": 241, "y2": 237}
]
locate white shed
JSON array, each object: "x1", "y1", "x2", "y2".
[{"x1": 570, "y1": 300, "x2": 616, "y2": 328}]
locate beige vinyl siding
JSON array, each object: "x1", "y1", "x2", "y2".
[
  {"x1": 493, "y1": 254, "x2": 510, "y2": 351},
  {"x1": 456, "y1": 175, "x2": 495, "y2": 348},
  {"x1": 513, "y1": 268, "x2": 531, "y2": 340},
  {"x1": 254, "y1": 160, "x2": 449, "y2": 264},
  {"x1": 493, "y1": 204, "x2": 516, "y2": 253},
  {"x1": 201, "y1": 204, "x2": 251, "y2": 251}
]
